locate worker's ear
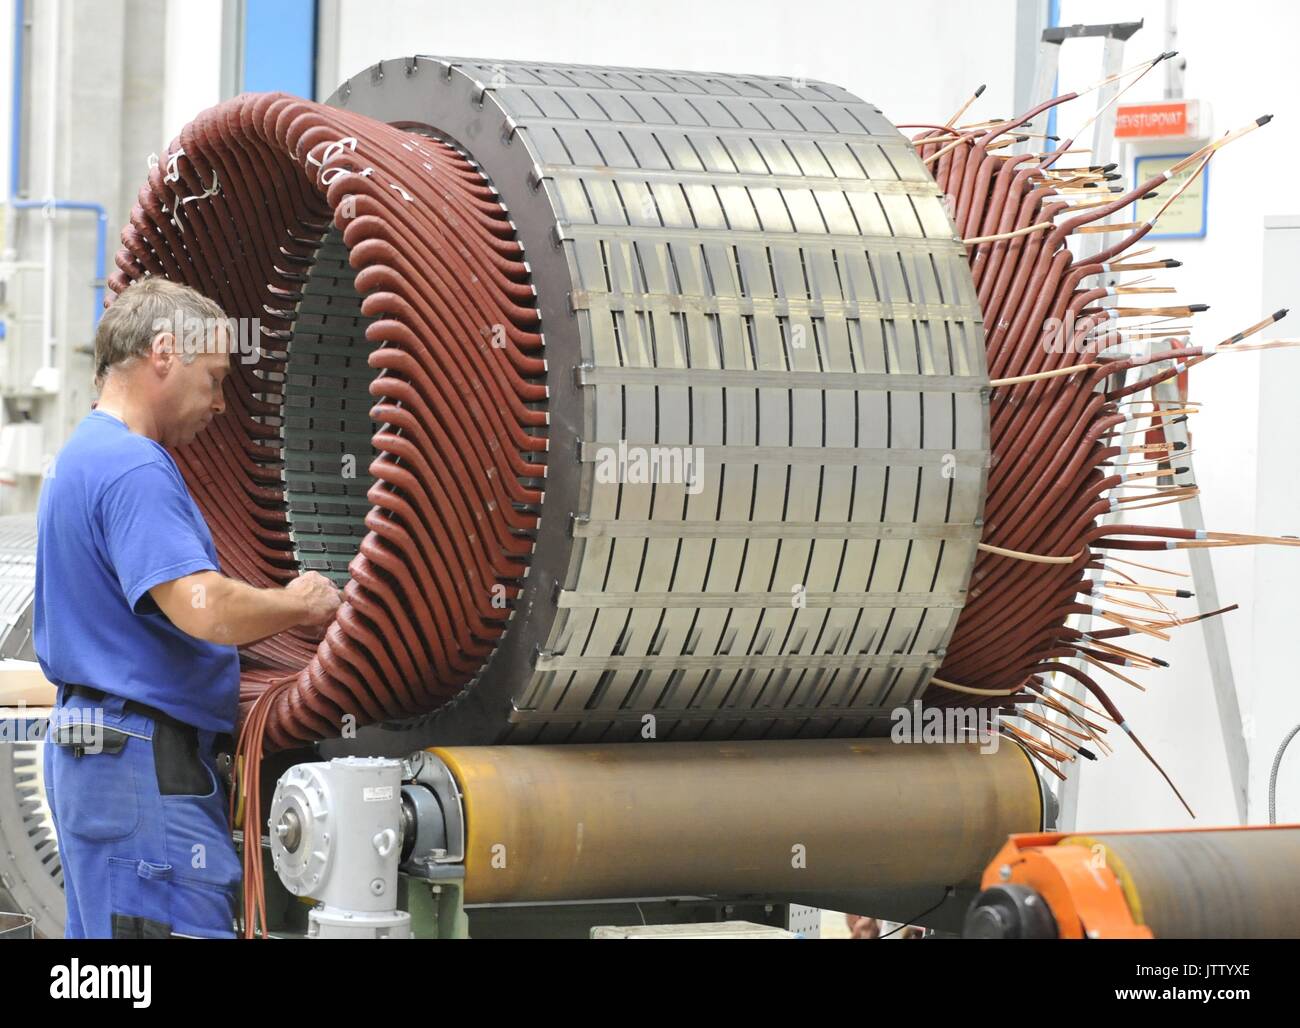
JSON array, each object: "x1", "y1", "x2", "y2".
[{"x1": 150, "y1": 330, "x2": 177, "y2": 375}]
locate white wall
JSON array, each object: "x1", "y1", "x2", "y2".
[
  {"x1": 0, "y1": 0, "x2": 14, "y2": 214},
  {"x1": 1254, "y1": 219, "x2": 1300, "y2": 825},
  {"x1": 329, "y1": 0, "x2": 1020, "y2": 130},
  {"x1": 161, "y1": 0, "x2": 223, "y2": 146}
]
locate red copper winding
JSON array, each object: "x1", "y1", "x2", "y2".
[
  {"x1": 104, "y1": 93, "x2": 546, "y2": 753},
  {"x1": 919, "y1": 123, "x2": 1209, "y2": 755}
]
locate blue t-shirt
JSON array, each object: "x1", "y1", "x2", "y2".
[{"x1": 34, "y1": 410, "x2": 240, "y2": 733}]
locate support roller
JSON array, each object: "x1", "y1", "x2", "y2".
[
  {"x1": 967, "y1": 827, "x2": 1300, "y2": 938},
  {"x1": 433, "y1": 737, "x2": 1041, "y2": 904}
]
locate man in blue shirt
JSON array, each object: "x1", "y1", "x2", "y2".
[{"x1": 36, "y1": 277, "x2": 341, "y2": 938}]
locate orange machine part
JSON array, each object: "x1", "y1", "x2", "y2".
[{"x1": 981, "y1": 832, "x2": 1150, "y2": 939}]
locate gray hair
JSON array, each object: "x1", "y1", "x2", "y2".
[{"x1": 95, "y1": 277, "x2": 228, "y2": 388}]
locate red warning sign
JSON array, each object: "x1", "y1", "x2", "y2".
[{"x1": 1115, "y1": 101, "x2": 1202, "y2": 140}]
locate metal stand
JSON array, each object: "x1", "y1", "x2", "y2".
[
  {"x1": 1022, "y1": 21, "x2": 1145, "y2": 156},
  {"x1": 1153, "y1": 374, "x2": 1249, "y2": 822},
  {"x1": 403, "y1": 869, "x2": 470, "y2": 940}
]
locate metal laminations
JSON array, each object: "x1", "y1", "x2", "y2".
[
  {"x1": 330, "y1": 56, "x2": 989, "y2": 748},
  {"x1": 0, "y1": 514, "x2": 37, "y2": 660},
  {"x1": 0, "y1": 514, "x2": 61, "y2": 937},
  {"x1": 281, "y1": 229, "x2": 378, "y2": 587}
]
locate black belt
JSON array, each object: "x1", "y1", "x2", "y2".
[{"x1": 63, "y1": 683, "x2": 234, "y2": 755}]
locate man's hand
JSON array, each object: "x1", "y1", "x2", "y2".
[
  {"x1": 149, "y1": 569, "x2": 343, "y2": 646},
  {"x1": 285, "y1": 571, "x2": 342, "y2": 628}
]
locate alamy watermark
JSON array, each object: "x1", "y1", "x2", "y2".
[
  {"x1": 890, "y1": 699, "x2": 1000, "y2": 753},
  {"x1": 152, "y1": 311, "x2": 261, "y2": 365},
  {"x1": 1040, "y1": 312, "x2": 1185, "y2": 359},
  {"x1": 50, "y1": 959, "x2": 151, "y2": 1007},
  {"x1": 593, "y1": 440, "x2": 705, "y2": 495},
  {"x1": 2, "y1": 701, "x2": 106, "y2": 754}
]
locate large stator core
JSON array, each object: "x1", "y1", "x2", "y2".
[{"x1": 105, "y1": 57, "x2": 990, "y2": 751}]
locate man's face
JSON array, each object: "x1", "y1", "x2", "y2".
[{"x1": 159, "y1": 328, "x2": 230, "y2": 448}]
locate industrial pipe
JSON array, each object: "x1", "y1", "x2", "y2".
[{"x1": 431, "y1": 738, "x2": 1043, "y2": 904}]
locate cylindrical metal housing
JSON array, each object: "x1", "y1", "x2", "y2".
[
  {"x1": 1064, "y1": 828, "x2": 1300, "y2": 939},
  {"x1": 322, "y1": 56, "x2": 989, "y2": 748},
  {"x1": 270, "y1": 756, "x2": 405, "y2": 911},
  {"x1": 432, "y1": 737, "x2": 1041, "y2": 903}
]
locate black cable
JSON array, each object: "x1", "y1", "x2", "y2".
[{"x1": 874, "y1": 885, "x2": 955, "y2": 939}]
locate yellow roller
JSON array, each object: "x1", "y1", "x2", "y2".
[
  {"x1": 431, "y1": 738, "x2": 1042, "y2": 903},
  {"x1": 1062, "y1": 828, "x2": 1300, "y2": 938}
]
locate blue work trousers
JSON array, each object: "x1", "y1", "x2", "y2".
[{"x1": 43, "y1": 687, "x2": 242, "y2": 938}]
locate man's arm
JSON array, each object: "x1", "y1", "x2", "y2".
[
  {"x1": 149, "y1": 570, "x2": 341, "y2": 646},
  {"x1": 96, "y1": 460, "x2": 341, "y2": 645}
]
